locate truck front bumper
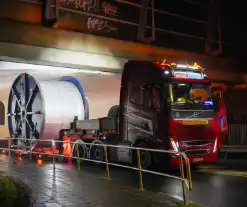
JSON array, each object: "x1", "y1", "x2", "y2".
[{"x1": 169, "y1": 152, "x2": 217, "y2": 166}]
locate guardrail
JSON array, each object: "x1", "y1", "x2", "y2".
[
  {"x1": 220, "y1": 124, "x2": 247, "y2": 154},
  {"x1": 226, "y1": 124, "x2": 247, "y2": 145},
  {"x1": 0, "y1": 137, "x2": 192, "y2": 206}
]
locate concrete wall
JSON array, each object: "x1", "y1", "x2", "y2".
[
  {"x1": 0, "y1": 0, "x2": 42, "y2": 24},
  {"x1": 0, "y1": 18, "x2": 246, "y2": 82},
  {"x1": 0, "y1": 1, "x2": 246, "y2": 80}
]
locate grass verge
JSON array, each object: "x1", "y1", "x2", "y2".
[{"x1": 0, "y1": 172, "x2": 30, "y2": 207}]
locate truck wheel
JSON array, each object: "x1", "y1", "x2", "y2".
[
  {"x1": 107, "y1": 105, "x2": 119, "y2": 118},
  {"x1": 134, "y1": 142, "x2": 152, "y2": 169},
  {"x1": 107, "y1": 105, "x2": 119, "y2": 127},
  {"x1": 90, "y1": 144, "x2": 105, "y2": 164}
]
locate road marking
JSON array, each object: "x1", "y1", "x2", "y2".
[
  {"x1": 198, "y1": 168, "x2": 247, "y2": 177},
  {"x1": 198, "y1": 165, "x2": 220, "y2": 169}
]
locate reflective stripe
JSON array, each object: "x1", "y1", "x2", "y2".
[{"x1": 218, "y1": 110, "x2": 227, "y2": 132}]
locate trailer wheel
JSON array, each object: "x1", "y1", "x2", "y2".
[
  {"x1": 107, "y1": 105, "x2": 119, "y2": 119},
  {"x1": 133, "y1": 142, "x2": 152, "y2": 169},
  {"x1": 90, "y1": 144, "x2": 105, "y2": 164},
  {"x1": 107, "y1": 105, "x2": 119, "y2": 127}
]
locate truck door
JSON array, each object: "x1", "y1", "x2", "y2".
[
  {"x1": 140, "y1": 85, "x2": 159, "y2": 140},
  {"x1": 138, "y1": 84, "x2": 168, "y2": 143},
  {"x1": 126, "y1": 84, "x2": 168, "y2": 146},
  {"x1": 212, "y1": 88, "x2": 228, "y2": 147},
  {"x1": 150, "y1": 85, "x2": 169, "y2": 145}
]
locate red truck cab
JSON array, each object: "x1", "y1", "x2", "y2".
[{"x1": 161, "y1": 63, "x2": 227, "y2": 166}]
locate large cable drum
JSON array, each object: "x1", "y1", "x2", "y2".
[{"x1": 8, "y1": 73, "x2": 86, "y2": 146}]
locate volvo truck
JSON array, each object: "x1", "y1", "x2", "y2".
[{"x1": 58, "y1": 60, "x2": 228, "y2": 169}]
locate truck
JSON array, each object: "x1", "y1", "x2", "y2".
[{"x1": 57, "y1": 60, "x2": 228, "y2": 169}]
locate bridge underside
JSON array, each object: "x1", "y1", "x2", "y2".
[{"x1": 0, "y1": 19, "x2": 246, "y2": 84}]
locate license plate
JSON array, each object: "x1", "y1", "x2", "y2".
[
  {"x1": 183, "y1": 120, "x2": 208, "y2": 125},
  {"x1": 193, "y1": 158, "x2": 203, "y2": 162}
]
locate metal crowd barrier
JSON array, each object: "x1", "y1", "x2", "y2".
[
  {"x1": 0, "y1": 137, "x2": 192, "y2": 206},
  {"x1": 221, "y1": 124, "x2": 247, "y2": 154}
]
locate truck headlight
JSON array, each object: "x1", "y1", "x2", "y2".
[
  {"x1": 170, "y1": 138, "x2": 179, "y2": 152},
  {"x1": 213, "y1": 137, "x2": 218, "y2": 153}
]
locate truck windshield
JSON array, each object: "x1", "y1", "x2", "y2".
[{"x1": 171, "y1": 82, "x2": 213, "y2": 109}]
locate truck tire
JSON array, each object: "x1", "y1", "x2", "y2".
[
  {"x1": 107, "y1": 105, "x2": 119, "y2": 124},
  {"x1": 90, "y1": 144, "x2": 105, "y2": 164},
  {"x1": 107, "y1": 105, "x2": 119, "y2": 117},
  {"x1": 133, "y1": 142, "x2": 152, "y2": 169}
]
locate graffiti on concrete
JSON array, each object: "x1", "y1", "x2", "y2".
[
  {"x1": 87, "y1": 17, "x2": 116, "y2": 32},
  {"x1": 101, "y1": 1, "x2": 118, "y2": 17},
  {"x1": 62, "y1": 0, "x2": 99, "y2": 12},
  {"x1": 61, "y1": 0, "x2": 118, "y2": 33},
  {"x1": 62, "y1": 0, "x2": 118, "y2": 16}
]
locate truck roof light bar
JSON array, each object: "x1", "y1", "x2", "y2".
[
  {"x1": 153, "y1": 60, "x2": 207, "y2": 79},
  {"x1": 153, "y1": 60, "x2": 204, "y2": 71}
]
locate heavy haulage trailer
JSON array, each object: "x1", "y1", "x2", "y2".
[{"x1": 7, "y1": 60, "x2": 228, "y2": 169}]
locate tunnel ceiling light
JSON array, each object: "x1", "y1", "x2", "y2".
[{"x1": 0, "y1": 61, "x2": 112, "y2": 75}]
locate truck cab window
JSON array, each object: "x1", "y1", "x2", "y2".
[
  {"x1": 142, "y1": 85, "x2": 152, "y2": 108},
  {"x1": 173, "y1": 83, "x2": 211, "y2": 103},
  {"x1": 154, "y1": 86, "x2": 162, "y2": 111},
  {"x1": 141, "y1": 85, "x2": 169, "y2": 111}
]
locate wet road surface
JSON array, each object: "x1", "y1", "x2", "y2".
[
  {"x1": 50, "y1": 159, "x2": 247, "y2": 207},
  {"x1": 0, "y1": 157, "x2": 181, "y2": 207},
  {"x1": 2, "y1": 154, "x2": 247, "y2": 207}
]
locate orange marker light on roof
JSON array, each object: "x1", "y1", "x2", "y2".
[
  {"x1": 153, "y1": 59, "x2": 174, "y2": 69},
  {"x1": 161, "y1": 59, "x2": 167, "y2": 65},
  {"x1": 193, "y1": 62, "x2": 203, "y2": 70}
]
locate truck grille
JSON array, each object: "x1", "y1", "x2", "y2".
[
  {"x1": 185, "y1": 149, "x2": 209, "y2": 156},
  {"x1": 182, "y1": 140, "x2": 211, "y2": 147},
  {"x1": 176, "y1": 124, "x2": 214, "y2": 141},
  {"x1": 171, "y1": 110, "x2": 214, "y2": 119}
]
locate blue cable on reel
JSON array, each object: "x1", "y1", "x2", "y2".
[{"x1": 60, "y1": 76, "x2": 89, "y2": 120}]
